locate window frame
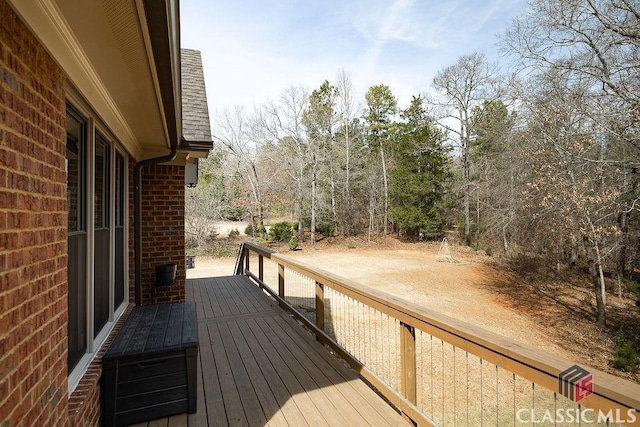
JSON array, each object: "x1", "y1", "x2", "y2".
[{"x1": 66, "y1": 90, "x2": 130, "y2": 394}]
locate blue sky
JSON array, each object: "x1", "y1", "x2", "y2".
[{"x1": 180, "y1": 0, "x2": 526, "y2": 117}]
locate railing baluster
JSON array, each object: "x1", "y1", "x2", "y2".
[
  {"x1": 401, "y1": 322, "x2": 417, "y2": 407},
  {"x1": 315, "y1": 281, "x2": 324, "y2": 334},
  {"x1": 244, "y1": 246, "x2": 249, "y2": 273},
  {"x1": 278, "y1": 263, "x2": 285, "y2": 308},
  {"x1": 258, "y1": 254, "x2": 263, "y2": 281}
]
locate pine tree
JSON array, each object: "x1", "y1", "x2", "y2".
[{"x1": 389, "y1": 96, "x2": 451, "y2": 238}]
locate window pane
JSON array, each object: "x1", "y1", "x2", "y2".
[
  {"x1": 114, "y1": 153, "x2": 125, "y2": 307},
  {"x1": 66, "y1": 106, "x2": 87, "y2": 370},
  {"x1": 66, "y1": 111, "x2": 84, "y2": 232},
  {"x1": 94, "y1": 134, "x2": 109, "y2": 229},
  {"x1": 115, "y1": 153, "x2": 124, "y2": 227},
  {"x1": 94, "y1": 132, "x2": 111, "y2": 336}
]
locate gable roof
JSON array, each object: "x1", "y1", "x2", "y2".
[{"x1": 181, "y1": 49, "x2": 213, "y2": 143}]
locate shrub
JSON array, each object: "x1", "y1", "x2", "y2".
[
  {"x1": 623, "y1": 278, "x2": 640, "y2": 300},
  {"x1": 185, "y1": 235, "x2": 198, "y2": 250},
  {"x1": 317, "y1": 222, "x2": 336, "y2": 237},
  {"x1": 205, "y1": 229, "x2": 219, "y2": 244},
  {"x1": 192, "y1": 239, "x2": 237, "y2": 258},
  {"x1": 614, "y1": 334, "x2": 639, "y2": 372},
  {"x1": 268, "y1": 221, "x2": 294, "y2": 242},
  {"x1": 228, "y1": 228, "x2": 240, "y2": 238},
  {"x1": 244, "y1": 224, "x2": 266, "y2": 237},
  {"x1": 288, "y1": 236, "x2": 299, "y2": 251},
  {"x1": 347, "y1": 239, "x2": 356, "y2": 249}
]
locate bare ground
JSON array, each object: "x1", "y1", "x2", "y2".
[{"x1": 187, "y1": 235, "x2": 640, "y2": 384}]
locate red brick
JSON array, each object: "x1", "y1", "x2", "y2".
[{"x1": 1, "y1": 1, "x2": 68, "y2": 425}]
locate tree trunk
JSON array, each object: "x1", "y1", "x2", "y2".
[
  {"x1": 311, "y1": 154, "x2": 317, "y2": 245},
  {"x1": 585, "y1": 240, "x2": 606, "y2": 327},
  {"x1": 345, "y1": 123, "x2": 351, "y2": 233},
  {"x1": 248, "y1": 163, "x2": 264, "y2": 231},
  {"x1": 368, "y1": 193, "x2": 374, "y2": 242},
  {"x1": 618, "y1": 210, "x2": 629, "y2": 279},
  {"x1": 330, "y1": 156, "x2": 337, "y2": 227},
  {"x1": 617, "y1": 272, "x2": 623, "y2": 299},
  {"x1": 380, "y1": 143, "x2": 389, "y2": 234},
  {"x1": 462, "y1": 122, "x2": 471, "y2": 245},
  {"x1": 502, "y1": 224, "x2": 509, "y2": 252},
  {"x1": 297, "y1": 163, "x2": 304, "y2": 241}
]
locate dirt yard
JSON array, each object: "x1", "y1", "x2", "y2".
[{"x1": 188, "y1": 236, "x2": 640, "y2": 383}]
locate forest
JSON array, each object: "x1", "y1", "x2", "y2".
[{"x1": 186, "y1": 0, "x2": 640, "y2": 333}]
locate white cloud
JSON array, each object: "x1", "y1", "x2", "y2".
[{"x1": 181, "y1": 0, "x2": 527, "y2": 121}]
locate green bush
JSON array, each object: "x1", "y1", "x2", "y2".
[
  {"x1": 228, "y1": 228, "x2": 240, "y2": 238},
  {"x1": 244, "y1": 224, "x2": 266, "y2": 237},
  {"x1": 268, "y1": 221, "x2": 294, "y2": 242},
  {"x1": 623, "y1": 278, "x2": 640, "y2": 300},
  {"x1": 614, "y1": 334, "x2": 639, "y2": 372},
  {"x1": 288, "y1": 236, "x2": 299, "y2": 251},
  {"x1": 317, "y1": 222, "x2": 336, "y2": 237}
]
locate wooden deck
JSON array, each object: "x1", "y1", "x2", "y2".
[{"x1": 129, "y1": 275, "x2": 407, "y2": 427}]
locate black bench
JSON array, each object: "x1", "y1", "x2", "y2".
[{"x1": 102, "y1": 302, "x2": 198, "y2": 427}]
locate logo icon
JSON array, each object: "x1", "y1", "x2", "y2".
[{"x1": 559, "y1": 365, "x2": 593, "y2": 402}]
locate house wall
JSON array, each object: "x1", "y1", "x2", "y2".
[
  {"x1": 140, "y1": 163, "x2": 186, "y2": 305},
  {"x1": 0, "y1": 1, "x2": 69, "y2": 425},
  {"x1": 1, "y1": 3, "x2": 189, "y2": 425}
]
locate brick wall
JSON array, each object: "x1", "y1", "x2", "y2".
[
  {"x1": 0, "y1": 1, "x2": 69, "y2": 425},
  {"x1": 140, "y1": 163, "x2": 186, "y2": 305}
]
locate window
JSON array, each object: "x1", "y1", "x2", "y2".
[
  {"x1": 66, "y1": 101, "x2": 128, "y2": 389},
  {"x1": 114, "y1": 153, "x2": 126, "y2": 307},
  {"x1": 66, "y1": 106, "x2": 87, "y2": 371},
  {"x1": 94, "y1": 132, "x2": 110, "y2": 336}
]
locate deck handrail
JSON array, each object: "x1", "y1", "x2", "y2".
[{"x1": 236, "y1": 242, "x2": 640, "y2": 426}]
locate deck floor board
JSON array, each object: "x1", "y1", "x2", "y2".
[{"x1": 126, "y1": 275, "x2": 407, "y2": 426}]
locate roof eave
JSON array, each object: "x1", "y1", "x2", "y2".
[{"x1": 142, "y1": 0, "x2": 182, "y2": 151}]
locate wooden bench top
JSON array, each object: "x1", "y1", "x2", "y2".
[{"x1": 103, "y1": 302, "x2": 198, "y2": 360}]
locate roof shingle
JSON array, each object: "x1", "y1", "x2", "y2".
[{"x1": 181, "y1": 48, "x2": 212, "y2": 142}]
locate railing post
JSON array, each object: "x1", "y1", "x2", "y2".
[
  {"x1": 278, "y1": 264, "x2": 285, "y2": 308},
  {"x1": 315, "y1": 282, "x2": 324, "y2": 335},
  {"x1": 258, "y1": 254, "x2": 264, "y2": 281},
  {"x1": 400, "y1": 322, "x2": 417, "y2": 407},
  {"x1": 244, "y1": 247, "x2": 249, "y2": 273}
]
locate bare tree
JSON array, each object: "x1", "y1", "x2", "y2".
[
  {"x1": 502, "y1": 0, "x2": 640, "y2": 324},
  {"x1": 263, "y1": 86, "x2": 310, "y2": 240},
  {"x1": 432, "y1": 52, "x2": 501, "y2": 244},
  {"x1": 214, "y1": 106, "x2": 273, "y2": 235},
  {"x1": 335, "y1": 70, "x2": 357, "y2": 233},
  {"x1": 503, "y1": 0, "x2": 640, "y2": 107},
  {"x1": 363, "y1": 84, "x2": 398, "y2": 235},
  {"x1": 517, "y1": 71, "x2": 623, "y2": 327},
  {"x1": 469, "y1": 99, "x2": 519, "y2": 252}
]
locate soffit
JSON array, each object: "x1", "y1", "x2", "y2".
[{"x1": 8, "y1": 0, "x2": 170, "y2": 160}]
